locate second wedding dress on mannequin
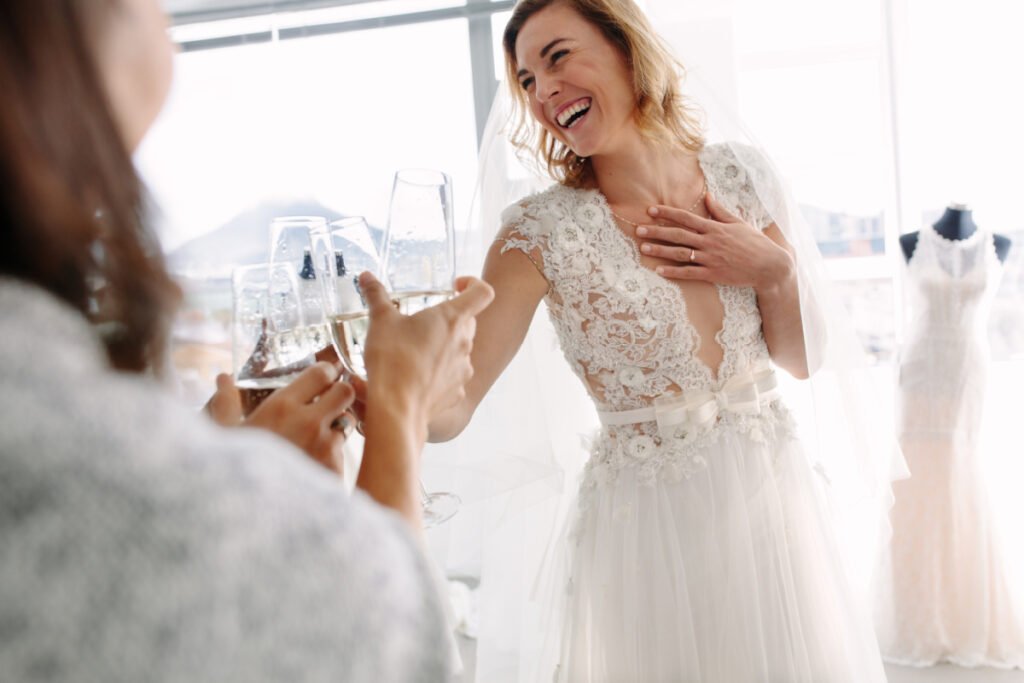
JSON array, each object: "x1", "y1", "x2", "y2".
[{"x1": 877, "y1": 205, "x2": 1024, "y2": 668}]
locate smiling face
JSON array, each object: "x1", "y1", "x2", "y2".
[{"x1": 513, "y1": 2, "x2": 637, "y2": 159}]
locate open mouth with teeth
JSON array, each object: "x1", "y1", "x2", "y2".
[{"x1": 556, "y1": 98, "x2": 592, "y2": 129}]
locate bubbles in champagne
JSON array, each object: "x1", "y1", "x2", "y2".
[
  {"x1": 392, "y1": 289, "x2": 455, "y2": 316},
  {"x1": 329, "y1": 312, "x2": 371, "y2": 379},
  {"x1": 266, "y1": 323, "x2": 328, "y2": 366},
  {"x1": 236, "y1": 372, "x2": 303, "y2": 416}
]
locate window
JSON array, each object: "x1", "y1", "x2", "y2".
[
  {"x1": 730, "y1": 0, "x2": 896, "y2": 362},
  {"x1": 142, "y1": 1, "x2": 512, "y2": 404}
]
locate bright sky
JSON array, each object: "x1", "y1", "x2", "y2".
[{"x1": 137, "y1": 16, "x2": 479, "y2": 253}]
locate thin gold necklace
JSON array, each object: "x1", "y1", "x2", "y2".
[{"x1": 608, "y1": 179, "x2": 707, "y2": 228}]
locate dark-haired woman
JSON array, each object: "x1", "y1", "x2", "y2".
[{"x1": 0, "y1": 0, "x2": 491, "y2": 679}]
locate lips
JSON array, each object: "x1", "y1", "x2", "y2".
[{"x1": 555, "y1": 97, "x2": 592, "y2": 129}]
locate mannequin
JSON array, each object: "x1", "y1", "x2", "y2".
[
  {"x1": 900, "y1": 204, "x2": 1012, "y2": 262},
  {"x1": 879, "y1": 199, "x2": 1024, "y2": 667}
]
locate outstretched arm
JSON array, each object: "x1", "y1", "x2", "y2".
[{"x1": 427, "y1": 235, "x2": 550, "y2": 442}]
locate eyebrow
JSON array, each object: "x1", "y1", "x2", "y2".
[{"x1": 516, "y1": 38, "x2": 570, "y2": 79}]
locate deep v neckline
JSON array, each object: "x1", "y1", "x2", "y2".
[{"x1": 585, "y1": 153, "x2": 728, "y2": 386}]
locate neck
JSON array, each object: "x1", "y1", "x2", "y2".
[
  {"x1": 933, "y1": 206, "x2": 978, "y2": 241},
  {"x1": 589, "y1": 130, "x2": 702, "y2": 208}
]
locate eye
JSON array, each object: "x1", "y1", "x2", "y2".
[
  {"x1": 550, "y1": 49, "x2": 569, "y2": 64},
  {"x1": 520, "y1": 76, "x2": 535, "y2": 91}
]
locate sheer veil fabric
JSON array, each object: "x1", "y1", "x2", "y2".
[{"x1": 432, "y1": 7, "x2": 908, "y2": 680}]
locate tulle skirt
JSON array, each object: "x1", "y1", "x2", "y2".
[{"x1": 528, "y1": 419, "x2": 887, "y2": 682}]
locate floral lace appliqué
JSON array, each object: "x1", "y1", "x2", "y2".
[{"x1": 499, "y1": 143, "x2": 793, "y2": 490}]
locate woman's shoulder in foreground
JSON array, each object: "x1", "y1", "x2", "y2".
[{"x1": 0, "y1": 278, "x2": 451, "y2": 682}]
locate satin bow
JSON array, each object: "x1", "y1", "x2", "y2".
[
  {"x1": 653, "y1": 367, "x2": 779, "y2": 436},
  {"x1": 597, "y1": 363, "x2": 780, "y2": 439}
]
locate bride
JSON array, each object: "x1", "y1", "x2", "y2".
[{"x1": 430, "y1": 0, "x2": 894, "y2": 680}]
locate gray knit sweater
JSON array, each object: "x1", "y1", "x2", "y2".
[{"x1": 0, "y1": 278, "x2": 451, "y2": 682}]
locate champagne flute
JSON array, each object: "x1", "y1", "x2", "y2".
[
  {"x1": 322, "y1": 216, "x2": 386, "y2": 379},
  {"x1": 231, "y1": 262, "x2": 309, "y2": 416},
  {"x1": 384, "y1": 168, "x2": 460, "y2": 528},
  {"x1": 269, "y1": 216, "x2": 333, "y2": 357},
  {"x1": 383, "y1": 169, "x2": 457, "y2": 313}
]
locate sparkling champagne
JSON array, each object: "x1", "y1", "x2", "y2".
[
  {"x1": 392, "y1": 288, "x2": 455, "y2": 315},
  {"x1": 236, "y1": 373, "x2": 303, "y2": 416},
  {"x1": 327, "y1": 289, "x2": 453, "y2": 379},
  {"x1": 329, "y1": 311, "x2": 371, "y2": 379}
]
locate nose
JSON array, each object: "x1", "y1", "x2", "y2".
[{"x1": 534, "y1": 74, "x2": 561, "y2": 103}]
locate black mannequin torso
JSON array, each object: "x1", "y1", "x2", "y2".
[{"x1": 900, "y1": 205, "x2": 1012, "y2": 263}]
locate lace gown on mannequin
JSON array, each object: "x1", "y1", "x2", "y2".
[
  {"x1": 876, "y1": 225, "x2": 1024, "y2": 668},
  {"x1": 498, "y1": 143, "x2": 886, "y2": 682}
]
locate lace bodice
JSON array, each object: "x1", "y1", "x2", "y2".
[
  {"x1": 500, "y1": 143, "x2": 776, "y2": 414},
  {"x1": 500, "y1": 143, "x2": 795, "y2": 485},
  {"x1": 904, "y1": 225, "x2": 1002, "y2": 345},
  {"x1": 899, "y1": 225, "x2": 1004, "y2": 437}
]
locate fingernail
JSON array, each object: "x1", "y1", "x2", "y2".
[
  {"x1": 635, "y1": 226, "x2": 648, "y2": 236},
  {"x1": 648, "y1": 207, "x2": 659, "y2": 216},
  {"x1": 641, "y1": 244, "x2": 652, "y2": 253},
  {"x1": 656, "y1": 266, "x2": 665, "y2": 275}
]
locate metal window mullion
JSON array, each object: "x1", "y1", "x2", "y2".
[
  {"x1": 178, "y1": 1, "x2": 515, "y2": 51},
  {"x1": 172, "y1": 0, "x2": 396, "y2": 26},
  {"x1": 467, "y1": 0, "x2": 499, "y2": 147}
]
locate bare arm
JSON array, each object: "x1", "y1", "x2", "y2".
[
  {"x1": 756, "y1": 223, "x2": 809, "y2": 379},
  {"x1": 427, "y1": 236, "x2": 550, "y2": 442}
]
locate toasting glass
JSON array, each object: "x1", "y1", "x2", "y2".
[
  {"x1": 322, "y1": 216, "x2": 385, "y2": 380},
  {"x1": 231, "y1": 262, "x2": 310, "y2": 416},
  {"x1": 269, "y1": 216, "x2": 333, "y2": 356},
  {"x1": 384, "y1": 169, "x2": 460, "y2": 527}
]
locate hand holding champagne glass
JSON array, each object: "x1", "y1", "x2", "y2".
[
  {"x1": 355, "y1": 271, "x2": 494, "y2": 526},
  {"x1": 229, "y1": 217, "x2": 335, "y2": 416},
  {"x1": 224, "y1": 261, "x2": 354, "y2": 473},
  {"x1": 383, "y1": 169, "x2": 461, "y2": 527}
]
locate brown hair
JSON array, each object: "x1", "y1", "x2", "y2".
[
  {"x1": 502, "y1": 0, "x2": 705, "y2": 188},
  {"x1": 0, "y1": 0, "x2": 180, "y2": 373}
]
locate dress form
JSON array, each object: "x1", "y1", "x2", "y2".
[
  {"x1": 879, "y1": 201, "x2": 1024, "y2": 668},
  {"x1": 900, "y1": 204, "x2": 1012, "y2": 262}
]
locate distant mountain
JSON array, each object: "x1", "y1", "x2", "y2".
[{"x1": 166, "y1": 199, "x2": 383, "y2": 277}]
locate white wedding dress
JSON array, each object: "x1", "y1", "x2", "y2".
[
  {"x1": 876, "y1": 224, "x2": 1024, "y2": 668},
  {"x1": 498, "y1": 143, "x2": 887, "y2": 682}
]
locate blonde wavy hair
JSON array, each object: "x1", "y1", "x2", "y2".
[{"x1": 502, "y1": 0, "x2": 705, "y2": 188}]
